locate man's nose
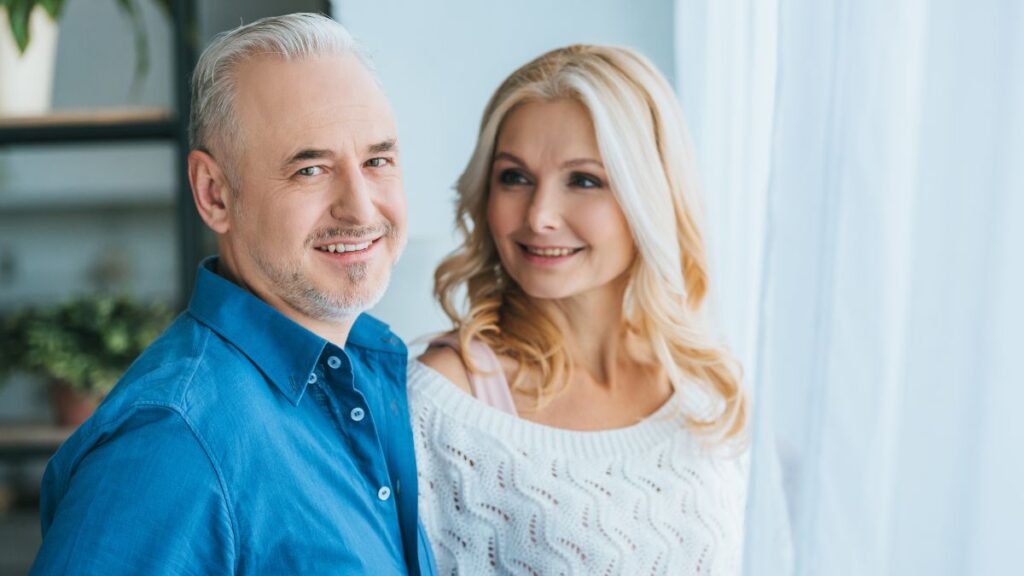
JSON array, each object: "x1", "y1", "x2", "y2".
[{"x1": 330, "y1": 165, "x2": 377, "y2": 224}]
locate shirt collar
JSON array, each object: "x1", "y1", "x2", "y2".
[{"x1": 186, "y1": 257, "x2": 406, "y2": 405}]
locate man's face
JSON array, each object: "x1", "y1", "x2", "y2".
[{"x1": 221, "y1": 53, "x2": 406, "y2": 325}]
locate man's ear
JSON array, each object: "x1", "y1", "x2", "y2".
[{"x1": 188, "y1": 149, "x2": 235, "y2": 234}]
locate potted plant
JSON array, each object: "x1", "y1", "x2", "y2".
[
  {"x1": 0, "y1": 294, "x2": 173, "y2": 427},
  {"x1": 0, "y1": 0, "x2": 172, "y2": 116}
]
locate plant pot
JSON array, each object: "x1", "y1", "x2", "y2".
[
  {"x1": 48, "y1": 380, "x2": 100, "y2": 428},
  {"x1": 0, "y1": 5, "x2": 59, "y2": 117}
]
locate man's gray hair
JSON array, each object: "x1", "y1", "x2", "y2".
[{"x1": 189, "y1": 13, "x2": 375, "y2": 183}]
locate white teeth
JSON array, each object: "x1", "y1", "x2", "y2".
[
  {"x1": 318, "y1": 241, "x2": 373, "y2": 253},
  {"x1": 526, "y1": 246, "x2": 577, "y2": 257}
]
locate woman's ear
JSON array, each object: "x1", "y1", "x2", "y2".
[{"x1": 188, "y1": 149, "x2": 234, "y2": 234}]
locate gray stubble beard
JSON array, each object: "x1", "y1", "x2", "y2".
[
  {"x1": 250, "y1": 237, "x2": 395, "y2": 322},
  {"x1": 229, "y1": 187, "x2": 399, "y2": 321}
]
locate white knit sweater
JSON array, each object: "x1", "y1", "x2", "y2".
[{"x1": 408, "y1": 361, "x2": 749, "y2": 575}]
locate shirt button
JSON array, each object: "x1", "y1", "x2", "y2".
[
  {"x1": 307, "y1": 373, "x2": 318, "y2": 385},
  {"x1": 327, "y1": 356, "x2": 342, "y2": 369},
  {"x1": 350, "y1": 407, "x2": 365, "y2": 422},
  {"x1": 377, "y1": 486, "x2": 391, "y2": 501}
]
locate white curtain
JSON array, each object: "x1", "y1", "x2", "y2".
[{"x1": 676, "y1": 1, "x2": 1024, "y2": 574}]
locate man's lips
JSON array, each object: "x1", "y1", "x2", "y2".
[{"x1": 314, "y1": 236, "x2": 382, "y2": 255}]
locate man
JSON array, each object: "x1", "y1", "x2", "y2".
[{"x1": 31, "y1": 13, "x2": 435, "y2": 575}]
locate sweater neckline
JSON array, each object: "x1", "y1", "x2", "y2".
[{"x1": 409, "y1": 360, "x2": 691, "y2": 459}]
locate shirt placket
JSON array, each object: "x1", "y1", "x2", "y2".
[{"x1": 313, "y1": 349, "x2": 400, "y2": 513}]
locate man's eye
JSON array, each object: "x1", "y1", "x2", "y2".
[
  {"x1": 498, "y1": 169, "x2": 530, "y2": 186},
  {"x1": 297, "y1": 166, "x2": 324, "y2": 177},
  {"x1": 569, "y1": 172, "x2": 603, "y2": 189},
  {"x1": 365, "y1": 157, "x2": 391, "y2": 168}
]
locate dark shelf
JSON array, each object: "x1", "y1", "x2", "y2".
[
  {"x1": 0, "y1": 424, "x2": 71, "y2": 459},
  {"x1": 0, "y1": 109, "x2": 177, "y2": 146}
]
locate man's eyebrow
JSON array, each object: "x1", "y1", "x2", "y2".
[
  {"x1": 285, "y1": 149, "x2": 333, "y2": 166},
  {"x1": 368, "y1": 139, "x2": 397, "y2": 154}
]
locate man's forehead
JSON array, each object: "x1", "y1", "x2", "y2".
[
  {"x1": 232, "y1": 53, "x2": 396, "y2": 152},
  {"x1": 292, "y1": 102, "x2": 395, "y2": 129},
  {"x1": 271, "y1": 105, "x2": 397, "y2": 154},
  {"x1": 234, "y1": 53, "x2": 388, "y2": 115}
]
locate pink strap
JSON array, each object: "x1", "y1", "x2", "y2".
[{"x1": 429, "y1": 334, "x2": 518, "y2": 416}]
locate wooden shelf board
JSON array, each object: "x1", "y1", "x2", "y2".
[{"x1": 0, "y1": 107, "x2": 174, "y2": 129}]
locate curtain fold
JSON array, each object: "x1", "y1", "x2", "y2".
[{"x1": 676, "y1": 0, "x2": 1023, "y2": 574}]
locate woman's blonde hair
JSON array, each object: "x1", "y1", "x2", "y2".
[{"x1": 435, "y1": 44, "x2": 746, "y2": 442}]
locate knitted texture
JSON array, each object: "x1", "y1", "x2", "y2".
[{"x1": 409, "y1": 361, "x2": 749, "y2": 575}]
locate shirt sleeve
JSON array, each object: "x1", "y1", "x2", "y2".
[{"x1": 30, "y1": 405, "x2": 236, "y2": 576}]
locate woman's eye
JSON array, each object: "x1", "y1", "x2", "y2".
[
  {"x1": 297, "y1": 166, "x2": 324, "y2": 177},
  {"x1": 498, "y1": 169, "x2": 530, "y2": 186},
  {"x1": 365, "y1": 157, "x2": 391, "y2": 168},
  {"x1": 570, "y1": 172, "x2": 603, "y2": 189}
]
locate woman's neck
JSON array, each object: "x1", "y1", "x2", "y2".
[
  {"x1": 544, "y1": 278, "x2": 632, "y2": 387},
  {"x1": 515, "y1": 278, "x2": 672, "y2": 430}
]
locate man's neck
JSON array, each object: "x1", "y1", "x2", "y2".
[{"x1": 214, "y1": 255, "x2": 356, "y2": 349}]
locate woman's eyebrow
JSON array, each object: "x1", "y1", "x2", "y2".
[{"x1": 493, "y1": 151, "x2": 526, "y2": 166}]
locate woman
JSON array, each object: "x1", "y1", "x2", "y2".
[{"x1": 409, "y1": 44, "x2": 749, "y2": 575}]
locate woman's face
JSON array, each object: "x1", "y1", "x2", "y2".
[{"x1": 487, "y1": 98, "x2": 636, "y2": 303}]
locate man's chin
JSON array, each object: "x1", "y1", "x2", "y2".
[{"x1": 319, "y1": 278, "x2": 390, "y2": 319}]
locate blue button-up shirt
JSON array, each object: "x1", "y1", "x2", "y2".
[{"x1": 31, "y1": 258, "x2": 437, "y2": 575}]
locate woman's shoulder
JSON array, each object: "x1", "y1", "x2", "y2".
[{"x1": 417, "y1": 344, "x2": 474, "y2": 395}]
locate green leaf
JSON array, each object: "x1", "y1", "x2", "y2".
[
  {"x1": 2, "y1": 0, "x2": 174, "y2": 87},
  {"x1": 114, "y1": 0, "x2": 149, "y2": 97},
  {"x1": 154, "y1": 0, "x2": 172, "y2": 18},
  {"x1": 37, "y1": 0, "x2": 63, "y2": 20},
  {"x1": 6, "y1": 0, "x2": 33, "y2": 55},
  {"x1": 0, "y1": 294, "x2": 173, "y2": 394}
]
